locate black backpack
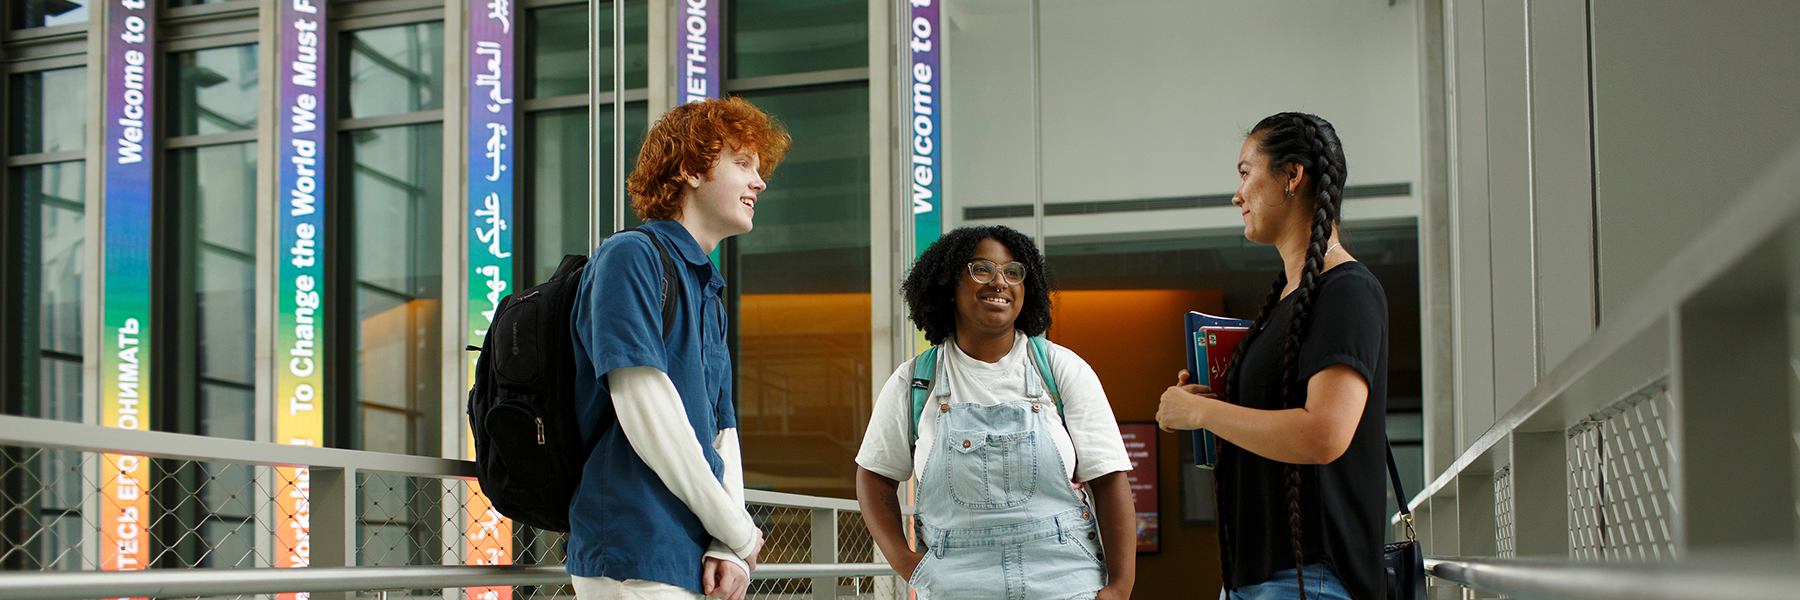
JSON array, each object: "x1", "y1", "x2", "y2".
[{"x1": 466, "y1": 228, "x2": 680, "y2": 533}]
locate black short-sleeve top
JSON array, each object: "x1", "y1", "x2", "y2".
[{"x1": 1218, "y1": 261, "x2": 1389, "y2": 600}]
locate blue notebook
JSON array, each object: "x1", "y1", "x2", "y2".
[{"x1": 1184, "y1": 311, "x2": 1251, "y2": 469}]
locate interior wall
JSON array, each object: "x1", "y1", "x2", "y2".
[
  {"x1": 1428, "y1": 0, "x2": 1800, "y2": 480},
  {"x1": 1436, "y1": 0, "x2": 1600, "y2": 465},
  {"x1": 943, "y1": 0, "x2": 1424, "y2": 239},
  {"x1": 1590, "y1": 0, "x2": 1800, "y2": 317},
  {"x1": 1037, "y1": 0, "x2": 1422, "y2": 206}
]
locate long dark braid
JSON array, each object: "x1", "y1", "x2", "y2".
[{"x1": 1219, "y1": 112, "x2": 1346, "y2": 599}]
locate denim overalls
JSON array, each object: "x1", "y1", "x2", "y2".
[{"x1": 908, "y1": 350, "x2": 1107, "y2": 600}]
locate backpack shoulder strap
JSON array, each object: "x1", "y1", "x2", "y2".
[
  {"x1": 550, "y1": 253, "x2": 588, "y2": 281},
  {"x1": 1026, "y1": 336, "x2": 1064, "y2": 420},
  {"x1": 616, "y1": 227, "x2": 681, "y2": 339},
  {"x1": 908, "y1": 346, "x2": 940, "y2": 444}
]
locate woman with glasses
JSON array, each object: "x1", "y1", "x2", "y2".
[{"x1": 854, "y1": 225, "x2": 1137, "y2": 600}]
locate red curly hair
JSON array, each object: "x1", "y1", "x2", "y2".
[{"x1": 628, "y1": 97, "x2": 791, "y2": 221}]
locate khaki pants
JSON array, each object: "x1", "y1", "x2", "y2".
[{"x1": 571, "y1": 575, "x2": 707, "y2": 600}]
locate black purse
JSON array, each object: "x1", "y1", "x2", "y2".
[{"x1": 1383, "y1": 443, "x2": 1426, "y2": 600}]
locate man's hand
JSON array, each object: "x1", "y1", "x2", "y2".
[
  {"x1": 742, "y1": 529, "x2": 765, "y2": 570},
  {"x1": 701, "y1": 557, "x2": 749, "y2": 600}
]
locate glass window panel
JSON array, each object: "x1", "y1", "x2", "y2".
[
  {"x1": 729, "y1": 85, "x2": 870, "y2": 498},
  {"x1": 36, "y1": 358, "x2": 83, "y2": 423},
  {"x1": 8, "y1": 162, "x2": 85, "y2": 422},
  {"x1": 200, "y1": 384, "x2": 254, "y2": 440},
  {"x1": 622, "y1": 0, "x2": 648, "y2": 89},
  {"x1": 169, "y1": 144, "x2": 256, "y2": 442},
  {"x1": 10, "y1": 0, "x2": 88, "y2": 29},
  {"x1": 617, "y1": 101, "x2": 649, "y2": 230},
  {"x1": 727, "y1": 0, "x2": 867, "y2": 79},
  {"x1": 344, "y1": 23, "x2": 446, "y2": 119},
  {"x1": 197, "y1": 250, "x2": 256, "y2": 380},
  {"x1": 9, "y1": 68, "x2": 88, "y2": 155},
  {"x1": 528, "y1": 107, "x2": 592, "y2": 286},
  {"x1": 170, "y1": 145, "x2": 258, "y2": 385},
  {"x1": 170, "y1": 45, "x2": 260, "y2": 136},
  {"x1": 733, "y1": 86, "x2": 869, "y2": 263},
  {"x1": 528, "y1": 4, "x2": 591, "y2": 99},
  {"x1": 347, "y1": 123, "x2": 442, "y2": 456}
]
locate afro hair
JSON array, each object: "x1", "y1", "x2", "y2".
[{"x1": 901, "y1": 225, "x2": 1056, "y2": 346}]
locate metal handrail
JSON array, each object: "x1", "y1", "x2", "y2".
[
  {"x1": 1425, "y1": 556, "x2": 1800, "y2": 600},
  {"x1": 0, "y1": 414, "x2": 474, "y2": 478},
  {"x1": 0, "y1": 414, "x2": 867, "y2": 514},
  {"x1": 0, "y1": 563, "x2": 897, "y2": 600}
]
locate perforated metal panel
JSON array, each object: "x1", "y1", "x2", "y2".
[
  {"x1": 1566, "y1": 378, "x2": 1677, "y2": 561},
  {"x1": 1494, "y1": 465, "x2": 1515, "y2": 559}
]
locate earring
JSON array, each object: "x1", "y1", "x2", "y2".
[{"x1": 1286, "y1": 189, "x2": 1294, "y2": 198}]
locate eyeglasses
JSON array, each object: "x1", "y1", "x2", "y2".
[{"x1": 966, "y1": 260, "x2": 1027, "y2": 286}]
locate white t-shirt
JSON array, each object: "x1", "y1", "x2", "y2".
[{"x1": 856, "y1": 331, "x2": 1132, "y2": 484}]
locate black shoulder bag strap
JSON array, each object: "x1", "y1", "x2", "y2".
[
  {"x1": 1384, "y1": 439, "x2": 1426, "y2": 600},
  {"x1": 1386, "y1": 442, "x2": 1412, "y2": 525}
]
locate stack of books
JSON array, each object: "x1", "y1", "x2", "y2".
[{"x1": 1184, "y1": 311, "x2": 1252, "y2": 469}]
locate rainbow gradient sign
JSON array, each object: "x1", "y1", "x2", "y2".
[
  {"x1": 276, "y1": 0, "x2": 327, "y2": 594},
  {"x1": 907, "y1": 0, "x2": 942, "y2": 261},
  {"x1": 101, "y1": 0, "x2": 155, "y2": 589},
  {"x1": 680, "y1": 0, "x2": 722, "y2": 104},
  {"x1": 466, "y1": 0, "x2": 517, "y2": 595}
]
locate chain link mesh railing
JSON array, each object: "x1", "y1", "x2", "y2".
[
  {"x1": 1566, "y1": 377, "x2": 1677, "y2": 562},
  {"x1": 1, "y1": 447, "x2": 288, "y2": 574},
  {"x1": 0, "y1": 446, "x2": 97, "y2": 571},
  {"x1": 1, "y1": 424, "x2": 896, "y2": 600},
  {"x1": 748, "y1": 503, "x2": 813, "y2": 596}
]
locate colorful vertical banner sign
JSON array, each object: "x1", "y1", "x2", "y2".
[
  {"x1": 907, "y1": 0, "x2": 941, "y2": 261},
  {"x1": 102, "y1": 0, "x2": 155, "y2": 587},
  {"x1": 277, "y1": 0, "x2": 326, "y2": 595},
  {"x1": 680, "y1": 0, "x2": 722, "y2": 104},
  {"x1": 467, "y1": 0, "x2": 516, "y2": 596},
  {"x1": 680, "y1": 0, "x2": 724, "y2": 265}
]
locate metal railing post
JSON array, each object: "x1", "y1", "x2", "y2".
[
  {"x1": 310, "y1": 466, "x2": 356, "y2": 600},
  {"x1": 811, "y1": 507, "x2": 838, "y2": 600}
]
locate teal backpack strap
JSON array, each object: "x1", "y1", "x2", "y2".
[
  {"x1": 909, "y1": 346, "x2": 941, "y2": 443},
  {"x1": 1026, "y1": 336, "x2": 1063, "y2": 420}
]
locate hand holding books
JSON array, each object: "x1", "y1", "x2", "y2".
[{"x1": 1162, "y1": 311, "x2": 1252, "y2": 469}]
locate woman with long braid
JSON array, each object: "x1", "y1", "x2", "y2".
[{"x1": 1157, "y1": 113, "x2": 1389, "y2": 600}]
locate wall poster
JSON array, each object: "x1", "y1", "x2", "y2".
[{"x1": 1118, "y1": 423, "x2": 1161, "y2": 553}]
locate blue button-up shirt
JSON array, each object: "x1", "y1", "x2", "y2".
[{"x1": 567, "y1": 219, "x2": 735, "y2": 592}]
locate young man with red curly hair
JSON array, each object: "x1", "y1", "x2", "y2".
[{"x1": 567, "y1": 97, "x2": 790, "y2": 600}]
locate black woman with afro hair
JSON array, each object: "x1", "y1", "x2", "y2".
[
  {"x1": 1157, "y1": 113, "x2": 1390, "y2": 600},
  {"x1": 853, "y1": 225, "x2": 1137, "y2": 600}
]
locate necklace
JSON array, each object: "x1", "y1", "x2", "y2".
[{"x1": 1323, "y1": 242, "x2": 1341, "y2": 257}]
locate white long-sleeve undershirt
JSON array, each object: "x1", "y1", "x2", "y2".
[{"x1": 608, "y1": 365, "x2": 757, "y2": 568}]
